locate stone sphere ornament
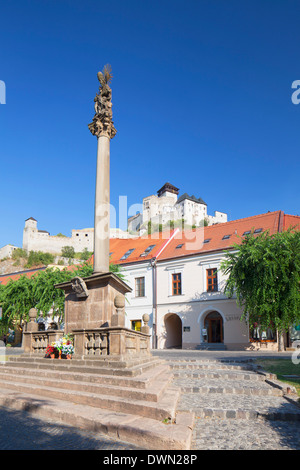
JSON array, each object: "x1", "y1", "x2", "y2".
[
  {"x1": 114, "y1": 294, "x2": 125, "y2": 309},
  {"x1": 28, "y1": 308, "x2": 37, "y2": 321}
]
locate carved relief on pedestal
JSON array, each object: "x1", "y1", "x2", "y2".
[
  {"x1": 71, "y1": 276, "x2": 89, "y2": 299},
  {"x1": 88, "y1": 64, "x2": 117, "y2": 139}
]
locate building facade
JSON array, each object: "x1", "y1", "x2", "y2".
[
  {"x1": 117, "y1": 211, "x2": 300, "y2": 350},
  {"x1": 0, "y1": 244, "x2": 19, "y2": 260}
]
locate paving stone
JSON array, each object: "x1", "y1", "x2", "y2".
[
  {"x1": 155, "y1": 350, "x2": 300, "y2": 450},
  {"x1": 192, "y1": 418, "x2": 300, "y2": 450},
  {"x1": 0, "y1": 406, "x2": 141, "y2": 450}
]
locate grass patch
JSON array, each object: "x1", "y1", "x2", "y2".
[{"x1": 256, "y1": 358, "x2": 300, "y2": 397}]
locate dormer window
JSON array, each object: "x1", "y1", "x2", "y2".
[
  {"x1": 120, "y1": 248, "x2": 135, "y2": 260},
  {"x1": 140, "y1": 245, "x2": 156, "y2": 257},
  {"x1": 222, "y1": 234, "x2": 231, "y2": 240}
]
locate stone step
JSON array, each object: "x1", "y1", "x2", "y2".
[
  {"x1": 173, "y1": 377, "x2": 283, "y2": 397},
  {"x1": 0, "y1": 363, "x2": 170, "y2": 390},
  {"x1": 5, "y1": 357, "x2": 163, "y2": 377},
  {"x1": 8, "y1": 354, "x2": 162, "y2": 369},
  {"x1": 0, "y1": 368, "x2": 173, "y2": 402},
  {"x1": 181, "y1": 394, "x2": 300, "y2": 421},
  {"x1": 0, "y1": 378, "x2": 181, "y2": 421},
  {"x1": 166, "y1": 358, "x2": 256, "y2": 364},
  {"x1": 169, "y1": 362, "x2": 256, "y2": 372},
  {"x1": 173, "y1": 370, "x2": 266, "y2": 382},
  {"x1": 0, "y1": 388, "x2": 194, "y2": 450}
]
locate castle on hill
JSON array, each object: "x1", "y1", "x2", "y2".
[
  {"x1": 127, "y1": 182, "x2": 227, "y2": 233},
  {"x1": 20, "y1": 183, "x2": 227, "y2": 255}
]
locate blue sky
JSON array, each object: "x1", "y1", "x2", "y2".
[{"x1": 0, "y1": 0, "x2": 299, "y2": 249}]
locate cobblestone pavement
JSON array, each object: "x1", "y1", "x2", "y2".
[
  {"x1": 0, "y1": 406, "x2": 142, "y2": 450},
  {"x1": 153, "y1": 350, "x2": 300, "y2": 450},
  {"x1": 191, "y1": 418, "x2": 300, "y2": 450}
]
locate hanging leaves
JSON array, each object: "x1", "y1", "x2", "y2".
[
  {"x1": 221, "y1": 229, "x2": 300, "y2": 332},
  {"x1": 0, "y1": 262, "x2": 123, "y2": 330}
]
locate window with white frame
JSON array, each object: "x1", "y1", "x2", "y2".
[
  {"x1": 206, "y1": 268, "x2": 218, "y2": 292},
  {"x1": 172, "y1": 273, "x2": 182, "y2": 295},
  {"x1": 135, "y1": 276, "x2": 145, "y2": 297},
  {"x1": 199, "y1": 259, "x2": 221, "y2": 294}
]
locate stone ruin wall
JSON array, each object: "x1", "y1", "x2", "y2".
[{"x1": 23, "y1": 226, "x2": 94, "y2": 255}]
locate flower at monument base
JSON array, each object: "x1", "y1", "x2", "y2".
[
  {"x1": 50, "y1": 335, "x2": 74, "y2": 356},
  {"x1": 52, "y1": 340, "x2": 63, "y2": 351},
  {"x1": 61, "y1": 343, "x2": 74, "y2": 356},
  {"x1": 45, "y1": 345, "x2": 56, "y2": 357}
]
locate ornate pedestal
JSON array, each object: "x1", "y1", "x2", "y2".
[{"x1": 55, "y1": 272, "x2": 151, "y2": 358}]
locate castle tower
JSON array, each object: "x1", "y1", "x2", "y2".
[{"x1": 23, "y1": 217, "x2": 38, "y2": 252}]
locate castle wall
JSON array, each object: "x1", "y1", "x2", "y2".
[
  {"x1": 23, "y1": 222, "x2": 94, "y2": 254},
  {"x1": 22, "y1": 219, "x2": 133, "y2": 255}
]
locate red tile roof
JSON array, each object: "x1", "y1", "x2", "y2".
[
  {"x1": 0, "y1": 267, "x2": 47, "y2": 286},
  {"x1": 94, "y1": 231, "x2": 178, "y2": 266},
  {"x1": 158, "y1": 211, "x2": 287, "y2": 261},
  {"x1": 283, "y1": 214, "x2": 300, "y2": 231},
  {"x1": 0, "y1": 265, "x2": 78, "y2": 286}
]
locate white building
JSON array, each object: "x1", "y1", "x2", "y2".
[
  {"x1": 116, "y1": 211, "x2": 300, "y2": 350},
  {"x1": 128, "y1": 182, "x2": 227, "y2": 234},
  {"x1": 0, "y1": 244, "x2": 19, "y2": 260}
]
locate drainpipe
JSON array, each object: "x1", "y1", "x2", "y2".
[
  {"x1": 150, "y1": 257, "x2": 157, "y2": 349},
  {"x1": 277, "y1": 210, "x2": 284, "y2": 233},
  {"x1": 148, "y1": 228, "x2": 180, "y2": 349}
]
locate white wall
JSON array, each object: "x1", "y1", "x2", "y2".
[
  {"x1": 0, "y1": 245, "x2": 19, "y2": 259},
  {"x1": 121, "y1": 261, "x2": 155, "y2": 347},
  {"x1": 156, "y1": 252, "x2": 248, "y2": 349}
]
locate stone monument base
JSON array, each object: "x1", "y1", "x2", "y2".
[{"x1": 54, "y1": 272, "x2": 151, "y2": 358}]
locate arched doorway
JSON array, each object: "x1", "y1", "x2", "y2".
[
  {"x1": 164, "y1": 314, "x2": 182, "y2": 349},
  {"x1": 204, "y1": 311, "x2": 223, "y2": 343}
]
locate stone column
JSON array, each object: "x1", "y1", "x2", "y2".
[
  {"x1": 88, "y1": 65, "x2": 117, "y2": 274},
  {"x1": 94, "y1": 134, "x2": 110, "y2": 273}
]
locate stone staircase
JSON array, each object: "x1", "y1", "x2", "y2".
[
  {"x1": 0, "y1": 354, "x2": 194, "y2": 450},
  {"x1": 166, "y1": 357, "x2": 300, "y2": 449}
]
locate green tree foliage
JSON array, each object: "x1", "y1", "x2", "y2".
[
  {"x1": 10, "y1": 249, "x2": 55, "y2": 268},
  {"x1": 61, "y1": 246, "x2": 75, "y2": 258},
  {"x1": 0, "y1": 261, "x2": 123, "y2": 331},
  {"x1": 80, "y1": 248, "x2": 93, "y2": 261},
  {"x1": 11, "y1": 248, "x2": 27, "y2": 260},
  {"x1": 25, "y1": 251, "x2": 54, "y2": 268},
  {"x1": 221, "y1": 229, "x2": 300, "y2": 333}
]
